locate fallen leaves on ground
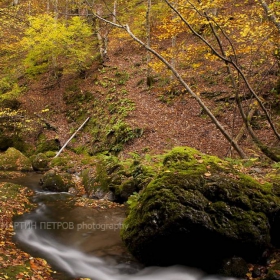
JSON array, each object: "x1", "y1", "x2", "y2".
[
  {"x1": 0, "y1": 182, "x2": 54, "y2": 280},
  {"x1": 74, "y1": 197, "x2": 125, "y2": 209}
]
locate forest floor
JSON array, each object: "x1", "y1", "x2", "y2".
[{"x1": 19, "y1": 33, "x2": 280, "y2": 163}]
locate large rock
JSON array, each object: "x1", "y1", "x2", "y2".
[
  {"x1": 30, "y1": 153, "x2": 50, "y2": 171},
  {"x1": 40, "y1": 170, "x2": 75, "y2": 192},
  {"x1": 0, "y1": 147, "x2": 32, "y2": 171},
  {"x1": 121, "y1": 147, "x2": 280, "y2": 272},
  {"x1": 81, "y1": 155, "x2": 155, "y2": 202}
]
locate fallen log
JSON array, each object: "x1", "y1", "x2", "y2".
[{"x1": 54, "y1": 117, "x2": 90, "y2": 158}]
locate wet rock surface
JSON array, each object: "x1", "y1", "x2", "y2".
[
  {"x1": 40, "y1": 169, "x2": 75, "y2": 192},
  {"x1": 121, "y1": 147, "x2": 280, "y2": 273}
]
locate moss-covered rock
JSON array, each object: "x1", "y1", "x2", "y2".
[
  {"x1": 40, "y1": 170, "x2": 75, "y2": 192},
  {"x1": 81, "y1": 168, "x2": 114, "y2": 199},
  {"x1": 36, "y1": 134, "x2": 60, "y2": 153},
  {"x1": 30, "y1": 153, "x2": 50, "y2": 171},
  {"x1": 82, "y1": 154, "x2": 157, "y2": 202},
  {"x1": 0, "y1": 148, "x2": 33, "y2": 171},
  {"x1": 121, "y1": 147, "x2": 280, "y2": 273}
]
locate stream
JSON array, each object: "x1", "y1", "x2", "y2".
[{"x1": 5, "y1": 174, "x2": 231, "y2": 280}]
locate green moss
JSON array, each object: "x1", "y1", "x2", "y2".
[
  {"x1": 73, "y1": 145, "x2": 89, "y2": 155},
  {"x1": 49, "y1": 156, "x2": 75, "y2": 171},
  {"x1": 265, "y1": 171, "x2": 280, "y2": 197},
  {"x1": 0, "y1": 183, "x2": 26, "y2": 199},
  {"x1": 83, "y1": 154, "x2": 158, "y2": 202},
  {"x1": 30, "y1": 153, "x2": 50, "y2": 171},
  {"x1": 61, "y1": 67, "x2": 141, "y2": 156},
  {"x1": 96, "y1": 154, "x2": 121, "y2": 189},
  {"x1": 0, "y1": 77, "x2": 13, "y2": 94},
  {"x1": 0, "y1": 263, "x2": 31, "y2": 279},
  {"x1": 45, "y1": 151, "x2": 56, "y2": 158},
  {"x1": 162, "y1": 146, "x2": 226, "y2": 175},
  {"x1": 11, "y1": 135, "x2": 31, "y2": 153},
  {"x1": 41, "y1": 170, "x2": 74, "y2": 192},
  {"x1": 36, "y1": 134, "x2": 60, "y2": 153},
  {"x1": 121, "y1": 146, "x2": 280, "y2": 268},
  {"x1": 0, "y1": 148, "x2": 32, "y2": 171},
  {"x1": 0, "y1": 130, "x2": 29, "y2": 153}
]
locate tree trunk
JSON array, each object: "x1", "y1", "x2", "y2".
[
  {"x1": 146, "y1": 0, "x2": 152, "y2": 87},
  {"x1": 258, "y1": 0, "x2": 280, "y2": 33},
  {"x1": 95, "y1": 6, "x2": 108, "y2": 62},
  {"x1": 165, "y1": 0, "x2": 280, "y2": 142},
  {"x1": 236, "y1": 94, "x2": 280, "y2": 161},
  {"x1": 170, "y1": 3, "x2": 177, "y2": 80},
  {"x1": 113, "y1": 0, "x2": 117, "y2": 23}
]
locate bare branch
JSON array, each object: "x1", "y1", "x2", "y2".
[
  {"x1": 164, "y1": 0, "x2": 280, "y2": 142},
  {"x1": 54, "y1": 117, "x2": 90, "y2": 158},
  {"x1": 89, "y1": 10, "x2": 246, "y2": 158},
  {"x1": 125, "y1": 25, "x2": 246, "y2": 158}
]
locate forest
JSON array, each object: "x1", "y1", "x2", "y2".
[
  {"x1": 0, "y1": 0, "x2": 280, "y2": 160},
  {"x1": 1, "y1": 0, "x2": 280, "y2": 279}
]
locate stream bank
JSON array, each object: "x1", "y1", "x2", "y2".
[
  {"x1": 1, "y1": 147, "x2": 280, "y2": 279},
  {"x1": 0, "y1": 173, "x2": 210, "y2": 280}
]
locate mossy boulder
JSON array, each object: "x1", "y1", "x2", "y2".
[
  {"x1": 82, "y1": 155, "x2": 156, "y2": 202},
  {"x1": 121, "y1": 147, "x2": 280, "y2": 273},
  {"x1": 114, "y1": 163, "x2": 156, "y2": 202},
  {"x1": 40, "y1": 170, "x2": 75, "y2": 192},
  {"x1": 30, "y1": 153, "x2": 50, "y2": 171},
  {"x1": 81, "y1": 168, "x2": 114, "y2": 200},
  {"x1": 0, "y1": 148, "x2": 32, "y2": 171},
  {"x1": 36, "y1": 135, "x2": 60, "y2": 153}
]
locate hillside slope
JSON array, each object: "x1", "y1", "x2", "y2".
[{"x1": 15, "y1": 36, "x2": 277, "y2": 160}]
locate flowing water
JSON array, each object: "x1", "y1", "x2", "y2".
[{"x1": 3, "y1": 174, "x2": 231, "y2": 280}]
